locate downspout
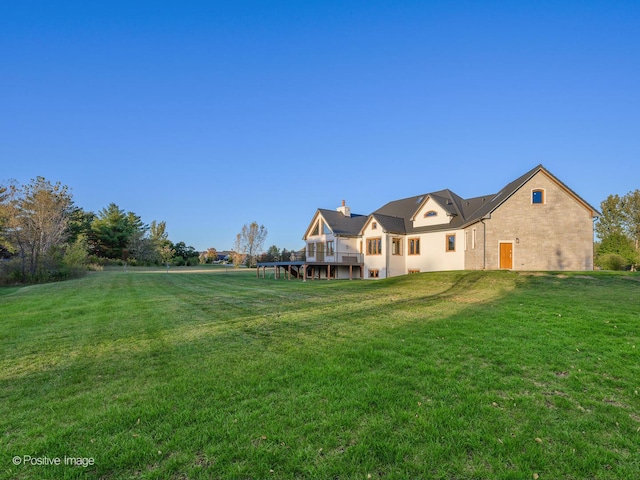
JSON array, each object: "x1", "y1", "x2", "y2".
[
  {"x1": 385, "y1": 232, "x2": 389, "y2": 279},
  {"x1": 480, "y1": 218, "x2": 487, "y2": 270}
]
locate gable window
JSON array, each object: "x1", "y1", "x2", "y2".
[
  {"x1": 323, "y1": 222, "x2": 332, "y2": 235},
  {"x1": 446, "y1": 234, "x2": 456, "y2": 252},
  {"x1": 424, "y1": 210, "x2": 438, "y2": 218},
  {"x1": 532, "y1": 189, "x2": 545, "y2": 205},
  {"x1": 367, "y1": 238, "x2": 382, "y2": 255},
  {"x1": 392, "y1": 237, "x2": 402, "y2": 255},
  {"x1": 311, "y1": 222, "x2": 319, "y2": 236},
  {"x1": 326, "y1": 240, "x2": 334, "y2": 256},
  {"x1": 408, "y1": 237, "x2": 420, "y2": 255},
  {"x1": 369, "y1": 269, "x2": 379, "y2": 278},
  {"x1": 371, "y1": 222, "x2": 378, "y2": 230}
]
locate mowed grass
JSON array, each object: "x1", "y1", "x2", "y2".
[{"x1": 1, "y1": 268, "x2": 639, "y2": 479}]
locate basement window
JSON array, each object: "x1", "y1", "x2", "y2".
[{"x1": 369, "y1": 269, "x2": 379, "y2": 278}]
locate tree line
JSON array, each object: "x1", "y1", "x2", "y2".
[
  {"x1": 3, "y1": 176, "x2": 636, "y2": 283},
  {"x1": 595, "y1": 190, "x2": 640, "y2": 270},
  {"x1": 0, "y1": 177, "x2": 199, "y2": 283}
]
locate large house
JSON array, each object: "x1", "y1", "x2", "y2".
[{"x1": 301, "y1": 165, "x2": 599, "y2": 279}]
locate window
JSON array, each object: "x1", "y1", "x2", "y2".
[
  {"x1": 424, "y1": 210, "x2": 438, "y2": 218},
  {"x1": 371, "y1": 222, "x2": 378, "y2": 230},
  {"x1": 532, "y1": 189, "x2": 545, "y2": 204},
  {"x1": 326, "y1": 240, "x2": 334, "y2": 256},
  {"x1": 472, "y1": 228, "x2": 477, "y2": 249},
  {"x1": 408, "y1": 237, "x2": 420, "y2": 255},
  {"x1": 408, "y1": 269, "x2": 420, "y2": 274},
  {"x1": 323, "y1": 222, "x2": 332, "y2": 235},
  {"x1": 392, "y1": 237, "x2": 402, "y2": 255},
  {"x1": 310, "y1": 222, "x2": 319, "y2": 236},
  {"x1": 369, "y1": 269, "x2": 379, "y2": 278},
  {"x1": 446, "y1": 234, "x2": 456, "y2": 252},
  {"x1": 308, "y1": 243, "x2": 315, "y2": 257},
  {"x1": 367, "y1": 238, "x2": 382, "y2": 255}
]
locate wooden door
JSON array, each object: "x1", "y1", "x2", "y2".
[{"x1": 499, "y1": 243, "x2": 513, "y2": 269}]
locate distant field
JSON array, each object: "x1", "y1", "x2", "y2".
[{"x1": 1, "y1": 269, "x2": 639, "y2": 479}]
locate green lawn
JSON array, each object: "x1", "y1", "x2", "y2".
[{"x1": 1, "y1": 269, "x2": 639, "y2": 479}]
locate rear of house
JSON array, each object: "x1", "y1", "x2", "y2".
[{"x1": 299, "y1": 165, "x2": 599, "y2": 279}]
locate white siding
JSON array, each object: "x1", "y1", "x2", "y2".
[
  {"x1": 405, "y1": 230, "x2": 465, "y2": 272},
  {"x1": 362, "y1": 219, "x2": 387, "y2": 278},
  {"x1": 412, "y1": 198, "x2": 451, "y2": 228}
]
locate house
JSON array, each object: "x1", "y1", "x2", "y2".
[{"x1": 301, "y1": 165, "x2": 599, "y2": 279}]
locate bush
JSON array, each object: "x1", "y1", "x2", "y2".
[{"x1": 596, "y1": 253, "x2": 629, "y2": 271}]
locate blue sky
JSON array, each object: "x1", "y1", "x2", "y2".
[{"x1": 2, "y1": 1, "x2": 639, "y2": 251}]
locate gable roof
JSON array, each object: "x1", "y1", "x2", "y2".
[
  {"x1": 370, "y1": 188, "x2": 471, "y2": 235},
  {"x1": 364, "y1": 164, "x2": 599, "y2": 235},
  {"x1": 308, "y1": 165, "x2": 599, "y2": 240},
  {"x1": 302, "y1": 208, "x2": 368, "y2": 239},
  {"x1": 366, "y1": 213, "x2": 407, "y2": 234},
  {"x1": 459, "y1": 164, "x2": 600, "y2": 226}
]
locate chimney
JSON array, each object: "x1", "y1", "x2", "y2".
[{"x1": 337, "y1": 200, "x2": 351, "y2": 217}]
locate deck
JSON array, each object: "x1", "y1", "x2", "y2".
[{"x1": 256, "y1": 258, "x2": 364, "y2": 280}]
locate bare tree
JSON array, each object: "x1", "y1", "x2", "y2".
[
  {"x1": 237, "y1": 222, "x2": 268, "y2": 268},
  {"x1": 231, "y1": 234, "x2": 246, "y2": 268}
]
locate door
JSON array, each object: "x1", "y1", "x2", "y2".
[
  {"x1": 316, "y1": 242, "x2": 325, "y2": 262},
  {"x1": 499, "y1": 242, "x2": 513, "y2": 269}
]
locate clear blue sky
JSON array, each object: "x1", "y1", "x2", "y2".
[{"x1": 2, "y1": 1, "x2": 639, "y2": 251}]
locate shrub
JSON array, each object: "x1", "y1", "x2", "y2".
[{"x1": 596, "y1": 253, "x2": 629, "y2": 271}]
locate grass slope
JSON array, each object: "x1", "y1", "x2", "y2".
[{"x1": 1, "y1": 269, "x2": 639, "y2": 479}]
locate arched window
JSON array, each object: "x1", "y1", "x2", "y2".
[{"x1": 424, "y1": 210, "x2": 438, "y2": 218}]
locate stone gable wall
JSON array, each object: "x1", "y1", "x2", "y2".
[{"x1": 465, "y1": 171, "x2": 594, "y2": 271}]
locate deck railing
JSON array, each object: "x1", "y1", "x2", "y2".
[{"x1": 304, "y1": 251, "x2": 364, "y2": 264}]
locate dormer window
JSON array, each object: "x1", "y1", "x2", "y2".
[
  {"x1": 532, "y1": 189, "x2": 545, "y2": 205},
  {"x1": 424, "y1": 210, "x2": 438, "y2": 218}
]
